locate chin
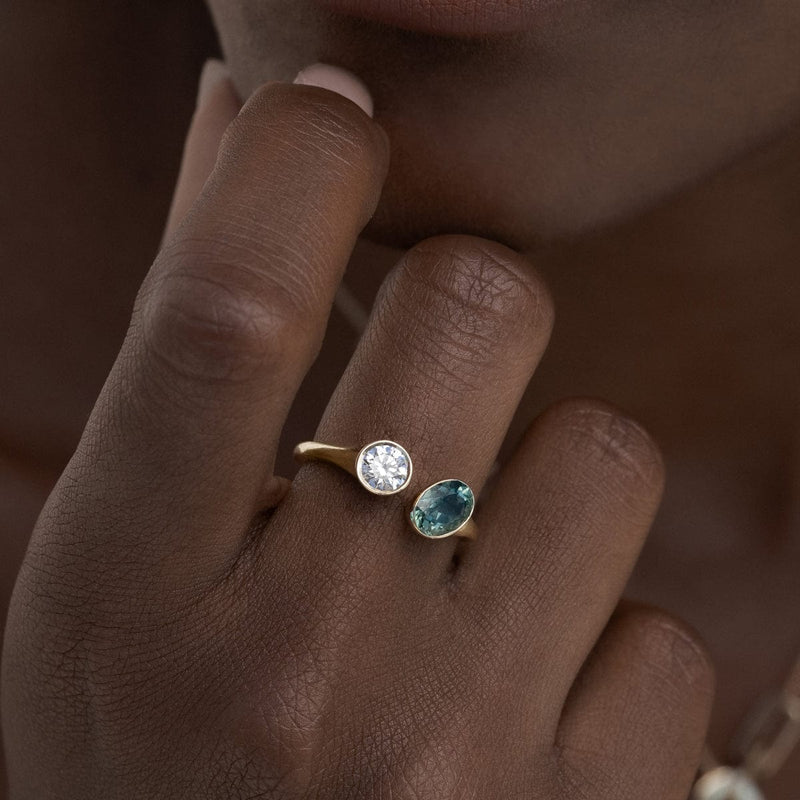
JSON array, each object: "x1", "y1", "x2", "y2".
[
  {"x1": 209, "y1": 1, "x2": 800, "y2": 250},
  {"x1": 359, "y1": 106, "x2": 799, "y2": 254}
]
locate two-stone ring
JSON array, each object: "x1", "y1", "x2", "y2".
[{"x1": 293, "y1": 440, "x2": 477, "y2": 540}]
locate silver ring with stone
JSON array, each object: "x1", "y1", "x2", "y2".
[{"x1": 293, "y1": 440, "x2": 477, "y2": 540}]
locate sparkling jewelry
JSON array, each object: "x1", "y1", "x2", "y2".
[
  {"x1": 294, "y1": 440, "x2": 477, "y2": 540},
  {"x1": 294, "y1": 440, "x2": 413, "y2": 495},
  {"x1": 409, "y1": 479, "x2": 476, "y2": 540},
  {"x1": 334, "y1": 285, "x2": 800, "y2": 793},
  {"x1": 336, "y1": 268, "x2": 799, "y2": 797}
]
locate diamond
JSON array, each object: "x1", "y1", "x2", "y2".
[
  {"x1": 410, "y1": 480, "x2": 475, "y2": 538},
  {"x1": 357, "y1": 441, "x2": 412, "y2": 495}
]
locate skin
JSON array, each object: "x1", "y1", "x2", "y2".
[
  {"x1": 205, "y1": 0, "x2": 800, "y2": 246},
  {"x1": 1, "y1": 0, "x2": 799, "y2": 797},
  {"x1": 201, "y1": 8, "x2": 800, "y2": 792},
  {"x1": 1, "y1": 77, "x2": 714, "y2": 799}
]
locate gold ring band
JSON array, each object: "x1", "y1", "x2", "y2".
[
  {"x1": 294, "y1": 440, "x2": 413, "y2": 496},
  {"x1": 293, "y1": 440, "x2": 478, "y2": 540}
]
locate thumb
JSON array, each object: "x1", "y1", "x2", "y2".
[{"x1": 162, "y1": 59, "x2": 241, "y2": 244}]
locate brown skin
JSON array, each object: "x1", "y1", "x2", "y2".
[
  {"x1": 2, "y1": 77, "x2": 714, "y2": 799},
  {"x1": 205, "y1": 4, "x2": 800, "y2": 792},
  {"x1": 0, "y1": 5, "x2": 213, "y2": 790},
  {"x1": 1, "y1": 1, "x2": 799, "y2": 798},
  {"x1": 206, "y1": 0, "x2": 800, "y2": 246}
]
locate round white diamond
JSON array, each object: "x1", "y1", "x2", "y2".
[{"x1": 358, "y1": 442, "x2": 411, "y2": 494}]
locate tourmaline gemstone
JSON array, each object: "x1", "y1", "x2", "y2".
[
  {"x1": 357, "y1": 441, "x2": 411, "y2": 494},
  {"x1": 410, "y1": 480, "x2": 475, "y2": 538}
]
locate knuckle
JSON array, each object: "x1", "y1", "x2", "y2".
[
  {"x1": 141, "y1": 247, "x2": 308, "y2": 384},
  {"x1": 543, "y1": 398, "x2": 665, "y2": 495},
  {"x1": 408, "y1": 234, "x2": 553, "y2": 336},
  {"x1": 623, "y1": 607, "x2": 715, "y2": 698},
  {"x1": 381, "y1": 235, "x2": 553, "y2": 380}
]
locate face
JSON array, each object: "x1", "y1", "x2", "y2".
[{"x1": 206, "y1": 0, "x2": 800, "y2": 250}]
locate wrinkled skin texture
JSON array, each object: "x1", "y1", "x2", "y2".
[
  {"x1": 1, "y1": 80, "x2": 713, "y2": 799},
  {"x1": 3, "y1": 2, "x2": 800, "y2": 798}
]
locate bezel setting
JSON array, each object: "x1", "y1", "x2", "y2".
[
  {"x1": 356, "y1": 440, "x2": 413, "y2": 496},
  {"x1": 409, "y1": 479, "x2": 476, "y2": 539}
]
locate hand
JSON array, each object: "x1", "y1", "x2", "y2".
[{"x1": 1, "y1": 66, "x2": 713, "y2": 799}]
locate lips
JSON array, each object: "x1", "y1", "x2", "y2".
[{"x1": 319, "y1": 0, "x2": 535, "y2": 37}]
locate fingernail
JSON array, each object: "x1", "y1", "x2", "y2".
[
  {"x1": 293, "y1": 63, "x2": 374, "y2": 118},
  {"x1": 197, "y1": 59, "x2": 230, "y2": 107}
]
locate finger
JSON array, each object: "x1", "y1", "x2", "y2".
[
  {"x1": 458, "y1": 399, "x2": 665, "y2": 723},
  {"x1": 284, "y1": 235, "x2": 553, "y2": 572},
  {"x1": 556, "y1": 604, "x2": 714, "y2": 800},
  {"x1": 47, "y1": 71, "x2": 389, "y2": 586},
  {"x1": 163, "y1": 59, "x2": 241, "y2": 243}
]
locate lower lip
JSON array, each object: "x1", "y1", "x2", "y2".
[{"x1": 319, "y1": 0, "x2": 536, "y2": 37}]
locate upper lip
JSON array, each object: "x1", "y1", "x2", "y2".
[{"x1": 318, "y1": 0, "x2": 536, "y2": 37}]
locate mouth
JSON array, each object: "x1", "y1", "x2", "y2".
[{"x1": 317, "y1": 0, "x2": 539, "y2": 37}]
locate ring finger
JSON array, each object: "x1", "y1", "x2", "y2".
[{"x1": 458, "y1": 397, "x2": 667, "y2": 735}]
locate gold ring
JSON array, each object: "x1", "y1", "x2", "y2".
[
  {"x1": 294, "y1": 440, "x2": 413, "y2": 495},
  {"x1": 293, "y1": 440, "x2": 477, "y2": 540}
]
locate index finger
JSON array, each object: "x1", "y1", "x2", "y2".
[{"x1": 50, "y1": 74, "x2": 389, "y2": 585}]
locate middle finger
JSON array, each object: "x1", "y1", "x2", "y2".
[{"x1": 285, "y1": 234, "x2": 553, "y2": 571}]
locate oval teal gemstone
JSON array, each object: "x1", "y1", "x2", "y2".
[{"x1": 410, "y1": 480, "x2": 475, "y2": 538}]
